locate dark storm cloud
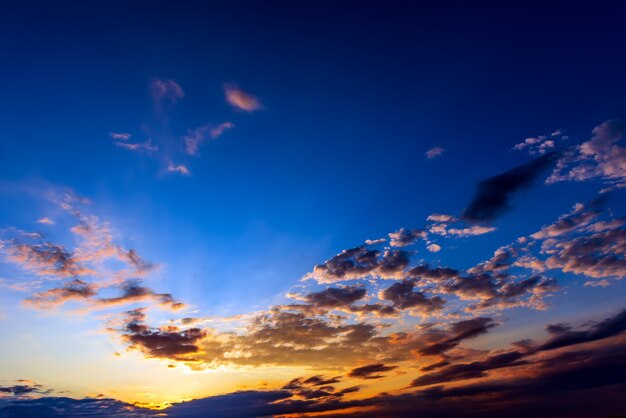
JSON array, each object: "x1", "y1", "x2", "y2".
[
  {"x1": 462, "y1": 152, "x2": 559, "y2": 223},
  {"x1": 348, "y1": 363, "x2": 397, "y2": 379}
]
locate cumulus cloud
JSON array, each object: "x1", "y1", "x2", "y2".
[
  {"x1": 224, "y1": 83, "x2": 262, "y2": 111},
  {"x1": 305, "y1": 247, "x2": 410, "y2": 283},
  {"x1": 388, "y1": 228, "x2": 426, "y2": 247},
  {"x1": 379, "y1": 280, "x2": 445, "y2": 315},
  {"x1": 548, "y1": 119, "x2": 626, "y2": 190}
]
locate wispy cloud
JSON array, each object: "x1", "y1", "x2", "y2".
[
  {"x1": 114, "y1": 140, "x2": 158, "y2": 153},
  {"x1": 224, "y1": 83, "x2": 263, "y2": 111},
  {"x1": 36, "y1": 217, "x2": 54, "y2": 225},
  {"x1": 150, "y1": 78, "x2": 184, "y2": 103},
  {"x1": 167, "y1": 163, "x2": 191, "y2": 176},
  {"x1": 426, "y1": 146, "x2": 445, "y2": 159},
  {"x1": 108, "y1": 132, "x2": 132, "y2": 141},
  {"x1": 183, "y1": 122, "x2": 234, "y2": 155}
]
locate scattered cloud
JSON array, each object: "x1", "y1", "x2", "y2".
[
  {"x1": 36, "y1": 217, "x2": 54, "y2": 225},
  {"x1": 513, "y1": 129, "x2": 565, "y2": 155}
]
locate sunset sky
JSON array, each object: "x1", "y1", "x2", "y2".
[{"x1": 1, "y1": 1, "x2": 626, "y2": 417}]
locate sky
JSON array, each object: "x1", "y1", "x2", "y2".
[{"x1": 1, "y1": 1, "x2": 626, "y2": 417}]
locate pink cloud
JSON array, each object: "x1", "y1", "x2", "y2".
[
  {"x1": 426, "y1": 146, "x2": 445, "y2": 159},
  {"x1": 224, "y1": 83, "x2": 262, "y2": 111}
]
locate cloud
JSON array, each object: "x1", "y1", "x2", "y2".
[
  {"x1": 150, "y1": 78, "x2": 184, "y2": 103},
  {"x1": 427, "y1": 243, "x2": 441, "y2": 252},
  {"x1": 426, "y1": 146, "x2": 445, "y2": 159},
  {"x1": 24, "y1": 279, "x2": 97, "y2": 309},
  {"x1": 224, "y1": 83, "x2": 262, "y2": 111},
  {"x1": 539, "y1": 308, "x2": 626, "y2": 351},
  {"x1": 388, "y1": 228, "x2": 426, "y2": 247},
  {"x1": 548, "y1": 119, "x2": 626, "y2": 190},
  {"x1": 418, "y1": 317, "x2": 497, "y2": 356},
  {"x1": 183, "y1": 122, "x2": 234, "y2": 155},
  {"x1": 118, "y1": 309, "x2": 205, "y2": 359},
  {"x1": 411, "y1": 350, "x2": 527, "y2": 387},
  {"x1": 427, "y1": 215, "x2": 496, "y2": 237},
  {"x1": 114, "y1": 140, "x2": 158, "y2": 153},
  {"x1": 108, "y1": 132, "x2": 132, "y2": 141},
  {"x1": 513, "y1": 129, "x2": 565, "y2": 155},
  {"x1": 379, "y1": 280, "x2": 445, "y2": 314},
  {"x1": 462, "y1": 152, "x2": 559, "y2": 222},
  {"x1": 167, "y1": 164, "x2": 191, "y2": 176},
  {"x1": 36, "y1": 217, "x2": 54, "y2": 225},
  {"x1": 0, "y1": 380, "x2": 51, "y2": 398},
  {"x1": 96, "y1": 280, "x2": 185, "y2": 311},
  {"x1": 0, "y1": 396, "x2": 154, "y2": 417},
  {"x1": 301, "y1": 285, "x2": 368, "y2": 308},
  {"x1": 348, "y1": 363, "x2": 397, "y2": 379},
  {"x1": 2, "y1": 239, "x2": 92, "y2": 278},
  {"x1": 305, "y1": 247, "x2": 410, "y2": 283}
]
